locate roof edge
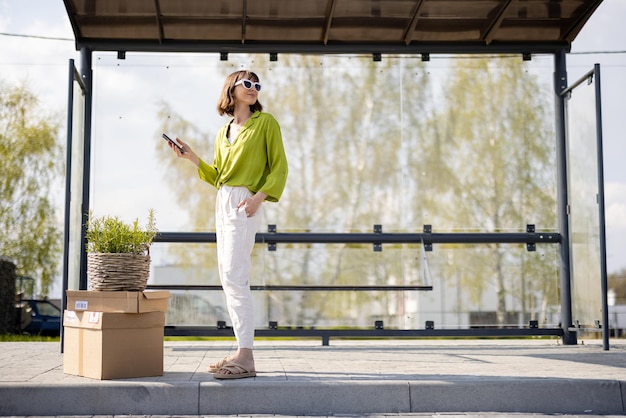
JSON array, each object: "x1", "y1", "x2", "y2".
[{"x1": 73, "y1": 39, "x2": 572, "y2": 55}]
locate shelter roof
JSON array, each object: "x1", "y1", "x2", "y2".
[{"x1": 63, "y1": 0, "x2": 603, "y2": 54}]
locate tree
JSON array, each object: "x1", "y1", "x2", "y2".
[
  {"x1": 0, "y1": 81, "x2": 63, "y2": 297},
  {"x1": 426, "y1": 57, "x2": 558, "y2": 326}
]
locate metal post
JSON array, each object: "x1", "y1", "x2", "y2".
[
  {"x1": 60, "y1": 60, "x2": 77, "y2": 353},
  {"x1": 79, "y1": 48, "x2": 93, "y2": 290},
  {"x1": 554, "y1": 50, "x2": 576, "y2": 345},
  {"x1": 594, "y1": 64, "x2": 609, "y2": 350}
]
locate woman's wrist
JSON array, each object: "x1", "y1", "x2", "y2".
[
  {"x1": 191, "y1": 154, "x2": 200, "y2": 167},
  {"x1": 253, "y1": 192, "x2": 267, "y2": 203}
]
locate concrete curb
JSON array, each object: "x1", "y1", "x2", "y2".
[
  {"x1": 409, "y1": 379, "x2": 626, "y2": 414},
  {"x1": 1, "y1": 379, "x2": 624, "y2": 416},
  {"x1": 200, "y1": 381, "x2": 410, "y2": 415}
]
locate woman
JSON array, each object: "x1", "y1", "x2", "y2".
[{"x1": 168, "y1": 70, "x2": 288, "y2": 379}]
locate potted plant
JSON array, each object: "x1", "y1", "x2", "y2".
[{"x1": 85, "y1": 209, "x2": 158, "y2": 291}]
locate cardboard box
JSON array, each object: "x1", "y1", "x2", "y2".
[
  {"x1": 63, "y1": 310, "x2": 165, "y2": 380},
  {"x1": 66, "y1": 290, "x2": 170, "y2": 313}
]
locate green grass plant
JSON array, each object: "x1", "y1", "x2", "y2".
[
  {"x1": 86, "y1": 209, "x2": 158, "y2": 254},
  {"x1": 0, "y1": 334, "x2": 59, "y2": 342}
]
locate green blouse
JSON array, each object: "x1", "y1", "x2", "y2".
[{"x1": 197, "y1": 111, "x2": 288, "y2": 202}]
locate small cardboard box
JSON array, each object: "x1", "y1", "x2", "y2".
[
  {"x1": 66, "y1": 290, "x2": 170, "y2": 313},
  {"x1": 63, "y1": 310, "x2": 165, "y2": 380}
]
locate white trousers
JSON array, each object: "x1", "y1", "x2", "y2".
[{"x1": 215, "y1": 185, "x2": 263, "y2": 349}]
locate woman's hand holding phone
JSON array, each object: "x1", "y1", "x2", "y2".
[
  {"x1": 162, "y1": 133, "x2": 200, "y2": 167},
  {"x1": 162, "y1": 133, "x2": 185, "y2": 154}
]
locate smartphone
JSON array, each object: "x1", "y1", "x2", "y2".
[{"x1": 162, "y1": 133, "x2": 184, "y2": 153}]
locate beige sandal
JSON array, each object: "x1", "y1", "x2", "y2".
[
  {"x1": 213, "y1": 362, "x2": 256, "y2": 380},
  {"x1": 207, "y1": 356, "x2": 230, "y2": 373}
]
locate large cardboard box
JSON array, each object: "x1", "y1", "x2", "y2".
[
  {"x1": 63, "y1": 310, "x2": 165, "y2": 380},
  {"x1": 66, "y1": 290, "x2": 170, "y2": 313}
]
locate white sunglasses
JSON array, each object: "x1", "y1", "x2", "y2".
[{"x1": 234, "y1": 79, "x2": 262, "y2": 92}]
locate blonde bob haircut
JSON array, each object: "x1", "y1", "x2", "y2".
[{"x1": 216, "y1": 70, "x2": 264, "y2": 117}]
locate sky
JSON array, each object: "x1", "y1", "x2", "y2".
[{"x1": 1, "y1": 1, "x2": 625, "y2": 297}]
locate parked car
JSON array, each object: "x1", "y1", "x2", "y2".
[{"x1": 15, "y1": 299, "x2": 61, "y2": 336}]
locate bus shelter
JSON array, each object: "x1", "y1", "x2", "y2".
[{"x1": 61, "y1": 0, "x2": 608, "y2": 347}]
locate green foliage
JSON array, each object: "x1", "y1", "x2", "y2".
[
  {"x1": 0, "y1": 80, "x2": 63, "y2": 297},
  {"x1": 427, "y1": 57, "x2": 558, "y2": 324},
  {"x1": 0, "y1": 333, "x2": 59, "y2": 342},
  {"x1": 157, "y1": 102, "x2": 215, "y2": 268},
  {"x1": 86, "y1": 210, "x2": 158, "y2": 254}
]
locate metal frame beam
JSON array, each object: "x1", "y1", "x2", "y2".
[
  {"x1": 554, "y1": 50, "x2": 576, "y2": 345},
  {"x1": 78, "y1": 48, "x2": 93, "y2": 291},
  {"x1": 147, "y1": 284, "x2": 433, "y2": 291},
  {"x1": 164, "y1": 326, "x2": 564, "y2": 346},
  {"x1": 593, "y1": 64, "x2": 610, "y2": 351},
  {"x1": 73, "y1": 40, "x2": 571, "y2": 55},
  {"x1": 155, "y1": 231, "x2": 561, "y2": 246}
]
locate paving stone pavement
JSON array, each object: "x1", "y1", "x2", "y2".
[{"x1": 0, "y1": 338, "x2": 625, "y2": 416}]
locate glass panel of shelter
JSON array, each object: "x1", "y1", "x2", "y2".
[
  {"x1": 564, "y1": 68, "x2": 604, "y2": 330},
  {"x1": 87, "y1": 52, "x2": 563, "y2": 331}
]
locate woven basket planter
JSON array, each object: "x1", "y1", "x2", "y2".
[{"x1": 87, "y1": 252, "x2": 150, "y2": 291}]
